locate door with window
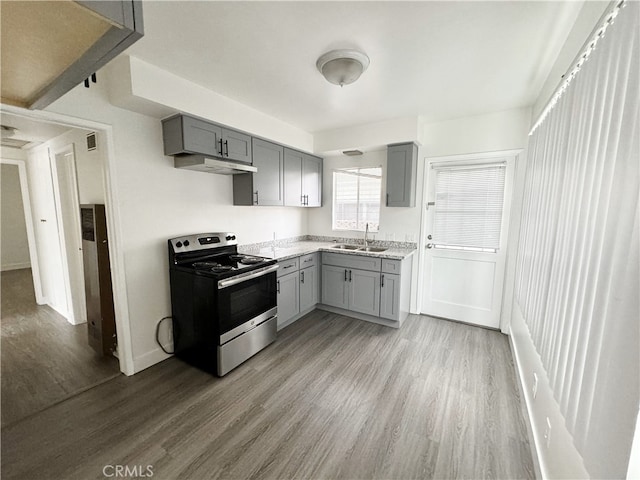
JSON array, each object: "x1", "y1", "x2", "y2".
[{"x1": 422, "y1": 153, "x2": 515, "y2": 329}]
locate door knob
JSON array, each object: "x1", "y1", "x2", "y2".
[
  {"x1": 427, "y1": 234, "x2": 432, "y2": 240},
  {"x1": 426, "y1": 243, "x2": 434, "y2": 249}
]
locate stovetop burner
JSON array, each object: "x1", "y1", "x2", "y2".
[
  {"x1": 192, "y1": 261, "x2": 235, "y2": 273},
  {"x1": 239, "y1": 257, "x2": 264, "y2": 265}
]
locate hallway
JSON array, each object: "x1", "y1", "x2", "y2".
[{"x1": 1, "y1": 268, "x2": 119, "y2": 426}]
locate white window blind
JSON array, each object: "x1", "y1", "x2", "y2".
[
  {"x1": 333, "y1": 167, "x2": 381, "y2": 231},
  {"x1": 433, "y1": 163, "x2": 506, "y2": 252}
]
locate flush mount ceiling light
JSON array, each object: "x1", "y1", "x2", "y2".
[{"x1": 316, "y1": 49, "x2": 370, "y2": 87}]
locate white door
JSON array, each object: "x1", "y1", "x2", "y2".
[
  {"x1": 51, "y1": 145, "x2": 87, "y2": 325},
  {"x1": 421, "y1": 153, "x2": 515, "y2": 329}
]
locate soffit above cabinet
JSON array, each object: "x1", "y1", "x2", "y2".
[{"x1": 1, "y1": 0, "x2": 143, "y2": 110}]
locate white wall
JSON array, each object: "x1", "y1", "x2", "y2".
[
  {"x1": 421, "y1": 107, "x2": 532, "y2": 158},
  {"x1": 45, "y1": 72, "x2": 310, "y2": 373},
  {"x1": 531, "y1": 1, "x2": 610, "y2": 121},
  {"x1": 1, "y1": 163, "x2": 30, "y2": 270}
]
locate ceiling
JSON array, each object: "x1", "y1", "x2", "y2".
[
  {"x1": 125, "y1": 1, "x2": 588, "y2": 133},
  {"x1": 1, "y1": 112, "x2": 74, "y2": 147}
]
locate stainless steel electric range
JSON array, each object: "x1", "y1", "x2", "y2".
[{"x1": 168, "y1": 233, "x2": 278, "y2": 376}]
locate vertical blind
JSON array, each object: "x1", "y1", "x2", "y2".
[
  {"x1": 433, "y1": 164, "x2": 506, "y2": 251},
  {"x1": 333, "y1": 167, "x2": 381, "y2": 231},
  {"x1": 514, "y1": 1, "x2": 639, "y2": 477}
]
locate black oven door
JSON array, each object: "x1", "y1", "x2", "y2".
[{"x1": 217, "y1": 265, "x2": 277, "y2": 339}]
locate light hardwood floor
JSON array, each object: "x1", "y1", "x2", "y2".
[
  {"x1": 1, "y1": 268, "x2": 119, "y2": 426},
  {"x1": 2, "y1": 309, "x2": 534, "y2": 479}
]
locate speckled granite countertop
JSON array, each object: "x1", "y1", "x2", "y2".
[{"x1": 239, "y1": 240, "x2": 416, "y2": 262}]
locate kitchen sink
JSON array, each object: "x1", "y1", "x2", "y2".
[
  {"x1": 331, "y1": 244, "x2": 360, "y2": 250},
  {"x1": 358, "y1": 247, "x2": 387, "y2": 253}
]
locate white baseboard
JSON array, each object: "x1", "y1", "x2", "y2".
[
  {"x1": 132, "y1": 346, "x2": 172, "y2": 375},
  {"x1": 509, "y1": 303, "x2": 589, "y2": 479},
  {"x1": 0, "y1": 261, "x2": 31, "y2": 271}
]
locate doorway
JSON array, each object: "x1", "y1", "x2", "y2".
[
  {"x1": 0, "y1": 115, "x2": 120, "y2": 426},
  {"x1": 420, "y1": 151, "x2": 518, "y2": 329}
]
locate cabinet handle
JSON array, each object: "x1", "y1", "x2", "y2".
[
  {"x1": 224, "y1": 140, "x2": 229, "y2": 156},
  {"x1": 254, "y1": 191, "x2": 259, "y2": 205},
  {"x1": 219, "y1": 138, "x2": 223, "y2": 156},
  {"x1": 381, "y1": 274, "x2": 385, "y2": 288},
  {"x1": 283, "y1": 264, "x2": 293, "y2": 269},
  {"x1": 349, "y1": 270, "x2": 352, "y2": 282},
  {"x1": 277, "y1": 280, "x2": 280, "y2": 294},
  {"x1": 386, "y1": 193, "x2": 389, "y2": 206},
  {"x1": 301, "y1": 195, "x2": 304, "y2": 205},
  {"x1": 301, "y1": 271, "x2": 305, "y2": 283},
  {"x1": 305, "y1": 195, "x2": 309, "y2": 205},
  {"x1": 344, "y1": 269, "x2": 348, "y2": 282}
]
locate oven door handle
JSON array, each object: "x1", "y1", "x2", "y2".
[{"x1": 217, "y1": 264, "x2": 279, "y2": 289}]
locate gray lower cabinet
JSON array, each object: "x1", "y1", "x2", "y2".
[
  {"x1": 276, "y1": 253, "x2": 319, "y2": 329},
  {"x1": 321, "y1": 252, "x2": 412, "y2": 325},
  {"x1": 277, "y1": 271, "x2": 299, "y2": 329},
  {"x1": 349, "y1": 269, "x2": 381, "y2": 316},
  {"x1": 321, "y1": 265, "x2": 350, "y2": 309},
  {"x1": 321, "y1": 253, "x2": 381, "y2": 316},
  {"x1": 284, "y1": 148, "x2": 322, "y2": 207},
  {"x1": 379, "y1": 273, "x2": 401, "y2": 320},
  {"x1": 299, "y1": 264, "x2": 318, "y2": 312},
  {"x1": 386, "y1": 142, "x2": 418, "y2": 207},
  {"x1": 233, "y1": 138, "x2": 284, "y2": 206}
]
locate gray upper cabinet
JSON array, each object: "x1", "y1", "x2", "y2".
[
  {"x1": 233, "y1": 138, "x2": 284, "y2": 206},
  {"x1": 221, "y1": 128, "x2": 252, "y2": 164},
  {"x1": 2, "y1": 1, "x2": 143, "y2": 110},
  {"x1": 302, "y1": 155, "x2": 322, "y2": 207},
  {"x1": 284, "y1": 148, "x2": 322, "y2": 207},
  {"x1": 163, "y1": 115, "x2": 222, "y2": 157},
  {"x1": 162, "y1": 114, "x2": 251, "y2": 163},
  {"x1": 386, "y1": 142, "x2": 418, "y2": 207}
]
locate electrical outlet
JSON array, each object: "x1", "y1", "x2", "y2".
[
  {"x1": 532, "y1": 372, "x2": 538, "y2": 399},
  {"x1": 544, "y1": 417, "x2": 552, "y2": 449}
]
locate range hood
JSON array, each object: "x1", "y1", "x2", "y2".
[{"x1": 174, "y1": 155, "x2": 257, "y2": 175}]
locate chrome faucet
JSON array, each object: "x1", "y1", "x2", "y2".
[{"x1": 364, "y1": 223, "x2": 371, "y2": 247}]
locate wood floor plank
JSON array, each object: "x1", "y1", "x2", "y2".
[
  {"x1": 1, "y1": 311, "x2": 534, "y2": 480},
  {"x1": 1, "y1": 269, "x2": 120, "y2": 426}
]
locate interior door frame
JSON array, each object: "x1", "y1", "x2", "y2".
[
  {"x1": 417, "y1": 149, "x2": 523, "y2": 333},
  {"x1": 0, "y1": 158, "x2": 45, "y2": 304},
  {"x1": 50, "y1": 144, "x2": 87, "y2": 325},
  {"x1": 1, "y1": 105, "x2": 134, "y2": 375}
]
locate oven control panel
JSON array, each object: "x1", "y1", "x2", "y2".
[{"x1": 170, "y1": 232, "x2": 238, "y2": 252}]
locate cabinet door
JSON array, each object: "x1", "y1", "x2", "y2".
[
  {"x1": 386, "y1": 143, "x2": 417, "y2": 207},
  {"x1": 299, "y1": 265, "x2": 318, "y2": 312},
  {"x1": 302, "y1": 154, "x2": 322, "y2": 207},
  {"x1": 321, "y1": 265, "x2": 349, "y2": 309},
  {"x1": 277, "y1": 271, "x2": 299, "y2": 328},
  {"x1": 182, "y1": 116, "x2": 222, "y2": 157},
  {"x1": 284, "y1": 148, "x2": 303, "y2": 206},
  {"x1": 349, "y1": 268, "x2": 381, "y2": 316},
  {"x1": 253, "y1": 138, "x2": 284, "y2": 206},
  {"x1": 221, "y1": 128, "x2": 252, "y2": 164},
  {"x1": 379, "y1": 273, "x2": 401, "y2": 321}
]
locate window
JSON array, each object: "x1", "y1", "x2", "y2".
[
  {"x1": 332, "y1": 167, "x2": 382, "y2": 231},
  {"x1": 432, "y1": 163, "x2": 506, "y2": 252}
]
